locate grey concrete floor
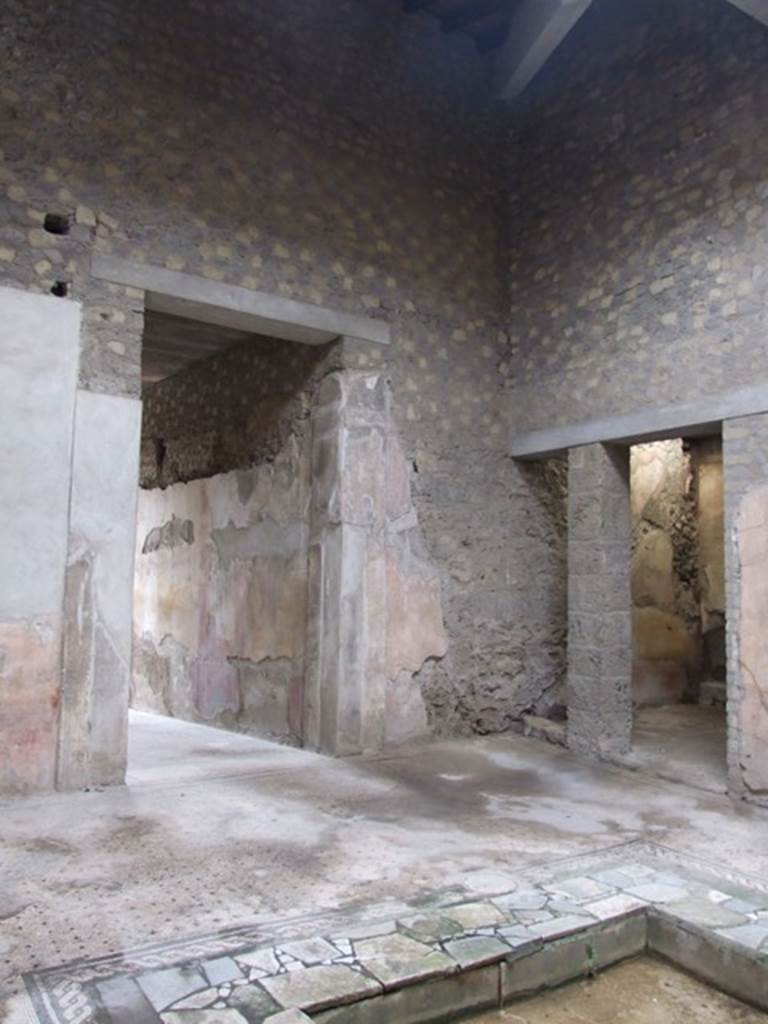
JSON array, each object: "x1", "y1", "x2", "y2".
[
  {"x1": 629, "y1": 704, "x2": 728, "y2": 794},
  {"x1": 2, "y1": 710, "x2": 767, "y2": 1006}
]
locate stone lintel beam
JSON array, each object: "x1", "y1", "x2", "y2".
[
  {"x1": 495, "y1": 0, "x2": 593, "y2": 101},
  {"x1": 91, "y1": 254, "x2": 390, "y2": 349},
  {"x1": 510, "y1": 383, "x2": 768, "y2": 459}
]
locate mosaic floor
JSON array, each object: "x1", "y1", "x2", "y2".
[{"x1": 19, "y1": 840, "x2": 768, "y2": 1024}]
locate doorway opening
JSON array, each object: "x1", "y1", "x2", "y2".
[
  {"x1": 129, "y1": 309, "x2": 330, "y2": 781},
  {"x1": 628, "y1": 435, "x2": 727, "y2": 792}
]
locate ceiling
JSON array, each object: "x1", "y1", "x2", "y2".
[
  {"x1": 402, "y1": 0, "x2": 525, "y2": 53},
  {"x1": 141, "y1": 311, "x2": 252, "y2": 385}
]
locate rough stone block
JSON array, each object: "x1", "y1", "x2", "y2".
[
  {"x1": 567, "y1": 442, "x2": 632, "y2": 759},
  {"x1": 501, "y1": 916, "x2": 646, "y2": 1002},
  {"x1": 352, "y1": 932, "x2": 455, "y2": 989},
  {"x1": 313, "y1": 966, "x2": 500, "y2": 1024},
  {"x1": 648, "y1": 911, "x2": 768, "y2": 1012},
  {"x1": 261, "y1": 965, "x2": 382, "y2": 1012}
]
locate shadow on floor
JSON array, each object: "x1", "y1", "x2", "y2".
[{"x1": 627, "y1": 704, "x2": 727, "y2": 794}]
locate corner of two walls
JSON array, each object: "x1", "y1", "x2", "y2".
[
  {"x1": 303, "y1": 370, "x2": 449, "y2": 755},
  {"x1": 133, "y1": 345, "x2": 449, "y2": 751},
  {"x1": 134, "y1": 439, "x2": 311, "y2": 745}
]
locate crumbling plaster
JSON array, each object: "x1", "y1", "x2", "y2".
[
  {"x1": 136, "y1": 362, "x2": 448, "y2": 751},
  {"x1": 304, "y1": 371, "x2": 448, "y2": 754},
  {"x1": 134, "y1": 447, "x2": 310, "y2": 744},
  {"x1": 135, "y1": 330, "x2": 327, "y2": 743}
]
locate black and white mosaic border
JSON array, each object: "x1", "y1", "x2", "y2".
[{"x1": 22, "y1": 841, "x2": 768, "y2": 1024}]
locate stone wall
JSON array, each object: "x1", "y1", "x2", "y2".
[
  {"x1": 506, "y1": 0, "x2": 768, "y2": 434},
  {"x1": 694, "y1": 438, "x2": 726, "y2": 682},
  {"x1": 417, "y1": 455, "x2": 569, "y2": 736},
  {"x1": 0, "y1": 0, "x2": 569, "y2": 747},
  {"x1": 630, "y1": 439, "x2": 698, "y2": 706},
  {"x1": 140, "y1": 328, "x2": 334, "y2": 489},
  {"x1": 503, "y1": 0, "x2": 765, "y2": 797},
  {"x1": 0, "y1": 0, "x2": 504, "y2": 401},
  {"x1": 630, "y1": 437, "x2": 727, "y2": 707},
  {"x1": 724, "y1": 414, "x2": 768, "y2": 804}
]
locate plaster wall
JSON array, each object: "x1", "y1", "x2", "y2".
[
  {"x1": 0, "y1": 288, "x2": 80, "y2": 792},
  {"x1": 134, "y1": 358, "x2": 448, "y2": 749},
  {"x1": 58, "y1": 389, "x2": 141, "y2": 789},
  {"x1": 134, "y1": 330, "x2": 321, "y2": 742},
  {"x1": 304, "y1": 372, "x2": 448, "y2": 754},
  {"x1": 134, "y1": 452, "x2": 309, "y2": 744}
]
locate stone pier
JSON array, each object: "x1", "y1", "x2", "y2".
[{"x1": 567, "y1": 443, "x2": 632, "y2": 760}]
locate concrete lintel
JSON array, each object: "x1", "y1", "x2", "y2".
[
  {"x1": 91, "y1": 254, "x2": 391, "y2": 348},
  {"x1": 726, "y1": 0, "x2": 768, "y2": 27},
  {"x1": 509, "y1": 383, "x2": 768, "y2": 458},
  {"x1": 495, "y1": 0, "x2": 593, "y2": 101}
]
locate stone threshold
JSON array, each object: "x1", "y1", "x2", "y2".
[{"x1": 22, "y1": 841, "x2": 768, "y2": 1024}]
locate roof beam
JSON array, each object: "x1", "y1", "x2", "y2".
[
  {"x1": 495, "y1": 0, "x2": 593, "y2": 101},
  {"x1": 725, "y1": 0, "x2": 768, "y2": 26}
]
